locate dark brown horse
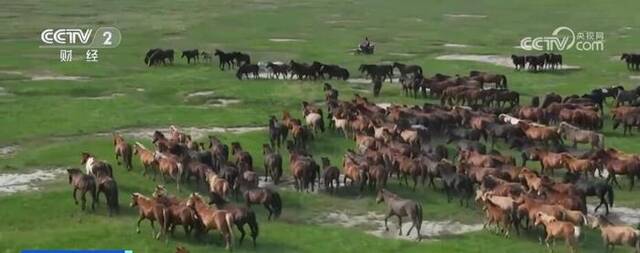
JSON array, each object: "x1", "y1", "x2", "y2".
[
  {"x1": 209, "y1": 194, "x2": 259, "y2": 247},
  {"x1": 244, "y1": 187, "x2": 282, "y2": 220},
  {"x1": 152, "y1": 186, "x2": 200, "y2": 237},
  {"x1": 81, "y1": 152, "x2": 113, "y2": 179},
  {"x1": 67, "y1": 168, "x2": 97, "y2": 211},
  {"x1": 321, "y1": 157, "x2": 340, "y2": 193},
  {"x1": 263, "y1": 144, "x2": 283, "y2": 184},
  {"x1": 376, "y1": 189, "x2": 423, "y2": 241}
]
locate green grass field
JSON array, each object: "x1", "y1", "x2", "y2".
[{"x1": 2, "y1": 0, "x2": 640, "y2": 252}]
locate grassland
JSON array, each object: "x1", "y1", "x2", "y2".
[{"x1": 1, "y1": 0, "x2": 640, "y2": 252}]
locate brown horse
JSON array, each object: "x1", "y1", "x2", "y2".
[
  {"x1": 186, "y1": 193, "x2": 235, "y2": 250},
  {"x1": 376, "y1": 189, "x2": 423, "y2": 241},
  {"x1": 231, "y1": 142, "x2": 253, "y2": 171},
  {"x1": 134, "y1": 142, "x2": 158, "y2": 177},
  {"x1": 561, "y1": 153, "x2": 596, "y2": 178},
  {"x1": 81, "y1": 152, "x2": 113, "y2": 178},
  {"x1": 130, "y1": 192, "x2": 169, "y2": 240},
  {"x1": 592, "y1": 149, "x2": 640, "y2": 190},
  {"x1": 530, "y1": 148, "x2": 566, "y2": 175},
  {"x1": 263, "y1": 144, "x2": 283, "y2": 184},
  {"x1": 244, "y1": 187, "x2": 282, "y2": 220},
  {"x1": 152, "y1": 186, "x2": 199, "y2": 237},
  {"x1": 320, "y1": 157, "x2": 340, "y2": 193},
  {"x1": 290, "y1": 153, "x2": 319, "y2": 192},
  {"x1": 534, "y1": 212, "x2": 580, "y2": 253},
  {"x1": 518, "y1": 121, "x2": 562, "y2": 147},
  {"x1": 113, "y1": 133, "x2": 133, "y2": 170},
  {"x1": 209, "y1": 194, "x2": 259, "y2": 247},
  {"x1": 153, "y1": 151, "x2": 184, "y2": 191},
  {"x1": 469, "y1": 71, "x2": 507, "y2": 89},
  {"x1": 206, "y1": 170, "x2": 231, "y2": 200},
  {"x1": 558, "y1": 121, "x2": 605, "y2": 149},
  {"x1": 95, "y1": 171, "x2": 119, "y2": 216},
  {"x1": 66, "y1": 168, "x2": 97, "y2": 211},
  {"x1": 589, "y1": 215, "x2": 640, "y2": 252}
]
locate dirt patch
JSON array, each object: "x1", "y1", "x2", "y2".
[
  {"x1": 630, "y1": 76, "x2": 640, "y2": 80},
  {"x1": 0, "y1": 70, "x2": 89, "y2": 81},
  {"x1": 96, "y1": 126, "x2": 266, "y2": 140},
  {"x1": 76, "y1": 93, "x2": 124, "y2": 100},
  {"x1": 186, "y1": 90, "x2": 215, "y2": 97},
  {"x1": 136, "y1": 88, "x2": 145, "y2": 92},
  {"x1": 315, "y1": 211, "x2": 483, "y2": 241},
  {"x1": 0, "y1": 145, "x2": 19, "y2": 158},
  {"x1": 199, "y1": 99, "x2": 241, "y2": 108},
  {"x1": 444, "y1": 14, "x2": 487, "y2": 19},
  {"x1": 0, "y1": 168, "x2": 67, "y2": 194},
  {"x1": 269, "y1": 38, "x2": 306, "y2": 42},
  {"x1": 325, "y1": 20, "x2": 361, "y2": 24},
  {"x1": 436, "y1": 54, "x2": 581, "y2": 70},
  {"x1": 443, "y1": 43, "x2": 472, "y2": 48}
]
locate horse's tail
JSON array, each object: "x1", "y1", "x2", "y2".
[
  {"x1": 176, "y1": 162, "x2": 184, "y2": 192},
  {"x1": 271, "y1": 191, "x2": 282, "y2": 218},
  {"x1": 415, "y1": 202, "x2": 423, "y2": 234},
  {"x1": 247, "y1": 210, "x2": 259, "y2": 246},
  {"x1": 501, "y1": 75, "x2": 508, "y2": 89},
  {"x1": 318, "y1": 117, "x2": 325, "y2": 133},
  {"x1": 225, "y1": 212, "x2": 235, "y2": 246},
  {"x1": 124, "y1": 144, "x2": 133, "y2": 169},
  {"x1": 607, "y1": 184, "x2": 615, "y2": 207}
]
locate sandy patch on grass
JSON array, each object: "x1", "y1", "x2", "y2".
[
  {"x1": 389, "y1": 52, "x2": 417, "y2": 57},
  {"x1": 326, "y1": 20, "x2": 361, "y2": 24},
  {"x1": 347, "y1": 78, "x2": 400, "y2": 84},
  {"x1": 76, "y1": 93, "x2": 124, "y2": 100},
  {"x1": 199, "y1": 99, "x2": 242, "y2": 108},
  {"x1": 136, "y1": 88, "x2": 145, "y2": 92},
  {"x1": 269, "y1": 38, "x2": 306, "y2": 42},
  {"x1": 444, "y1": 43, "x2": 472, "y2": 48},
  {"x1": 0, "y1": 145, "x2": 19, "y2": 158},
  {"x1": 186, "y1": 90, "x2": 215, "y2": 97},
  {"x1": 445, "y1": 14, "x2": 487, "y2": 18},
  {"x1": 630, "y1": 76, "x2": 640, "y2": 80},
  {"x1": 436, "y1": 54, "x2": 581, "y2": 70},
  {"x1": 0, "y1": 168, "x2": 67, "y2": 194},
  {"x1": 96, "y1": 126, "x2": 266, "y2": 140},
  {"x1": 0, "y1": 70, "x2": 89, "y2": 81},
  {"x1": 315, "y1": 211, "x2": 483, "y2": 241}
]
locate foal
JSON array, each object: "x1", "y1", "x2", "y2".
[
  {"x1": 67, "y1": 168, "x2": 97, "y2": 211},
  {"x1": 376, "y1": 189, "x2": 423, "y2": 241}
]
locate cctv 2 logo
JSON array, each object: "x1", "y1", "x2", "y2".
[{"x1": 40, "y1": 27, "x2": 121, "y2": 48}]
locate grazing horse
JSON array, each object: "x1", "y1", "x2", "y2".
[
  {"x1": 130, "y1": 193, "x2": 169, "y2": 240},
  {"x1": 81, "y1": 152, "x2": 113, "y2": 178},
  {"x1": 376, "y1": 189, "x2": 423, "y2": 241},
  {"x1": 589, "y1": 215, "x2": 640, "y2": 252},
  {"x1": 244, "y1": 187, "x2": 282, "y2": 220},
  {"x1": 112, "y1": 133, "x2": 133, "y2": 170},
  {"x1": 563, "y1": 172, "x2": 614, "y2": 215},
  {"x1": 186, "y1": 193, "x2": 235, "y2": 250},
  {"x1": 209, "y1": 194, "x2": 259, "y2": 247},
  {"x1": 236, "y1": 63, "x2": 260, "y2": 80},
  {"x1": 145, "y1": 48, "x2": 174, "y2": 66},
  {"x1": 392, "y1": 62, "x2": 423, "y2": 77},
  {"x1": 321, "y1": 157, "x2": 340, "y2": 193},
  {"x1": 181, "y1": 49, "x2": 199, "y2": 64},
  {"x1": 214, "y1": 49, "x2": 234, "y2": 70},
  {"x1": 263, "y1": 144, "x2": 283, "y2": 184},
  {"x1": 66, "y1": 168, "x2": 97, "y2": 211}
]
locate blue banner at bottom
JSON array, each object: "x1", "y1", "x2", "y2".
[{"x1": 22, "y1": 250, "x2": 132, "y2": 253}]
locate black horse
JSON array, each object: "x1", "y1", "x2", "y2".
[
  {"x1": 621, "y1": 53, "x2": 640, "y2": 70},
  {"x1": 145, "y1": 48, "x2": 174, "y2": 66},
  {"x1": 231, "y1": 52, "x2": 251, "y2": 67},
  {"x1": 525, "y1": 55, "x2": 546, "y2": 72},
  {"x1": 321, "y1": 65, "x2": 349, "y2": 80},
  {"x1": 181, "y1": 49, "x2": 200, "y2": 64},
  {"x1": 359, "y1": 64, "x2": 393, "y2": 82},
  {"x1": 266, "y1": 62, "x2": 290, "y2": 79},
  {"x1": 214, "y1": 49, "x2": 234, "y2": 70},
  {"x1": 563, "y1": 172, "x2": 614, "y2": 215},
  {"x1": 289, "y1": 60, "x2": 314, "y2": 80},
  {"x1": 511, "y1": 55, "x2": 526, "y2": 70},
  {"x1": 392, "y1": 62, "x2": 422, "y2": 77},
  {"x1": 236, "y1": 63, "x2": 259, "y2": 80}
]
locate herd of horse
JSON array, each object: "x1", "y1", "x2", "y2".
[{"x1": 511, "y1": 53, "x2": 564, "y2": 72}]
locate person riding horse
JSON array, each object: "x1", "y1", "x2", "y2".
[{"x1": 357, "y1": 37, "x2": 375, "y2": 54}]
